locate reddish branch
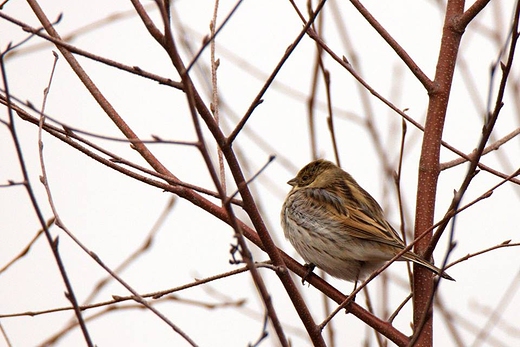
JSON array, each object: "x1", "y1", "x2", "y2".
[
  {"x1": 12, "y1": 97, "x2": 409, "y2": 345},
  {"x1": 11, "y1": 0, "x2": 510, "y2": 346},
  {"x1": 412, "y1": 1, "x2": 465, "y2": 345}
]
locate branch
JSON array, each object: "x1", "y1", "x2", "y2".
[
  {"x1": 26, "y1": 0, "x2": 180, "y2": 186},
  {"x1": 349, "y1": 0, "x2": 433, "y2": 90},
  {"x1": 1, "y1": 43, "x2": 93, "y2": 346},
  {"x1": 412, "y1": 0, "x2": 465, "y2": 344},
  {"x1": 457, "y1": 0, "x2": 493, "y2": 29},
  {"x1": 0, "y1": 11, "x2": 183, "y2": 90},
  {"x1": 428, "y1": 0, "x2": 520, "y2": 254},
  {"x1": 440, "y1": 126, "x2": 520, "y2": 172},
  {"x1": 35, "y1": 53, "x2": 197, "y2": 346},
  {"x1": 1, "y1": 265, "x2": 254, "y2": 318},
  {"x1": 154, "y1": 2, "x2": 291, "y2": 345},
  {"x1": 14, "y1": 102, "x2": 410, "y2": 345},
  {"x1": 0, "y1": 217, "x2": 54, "y2": 274},
  {"x1": 226, "y1": 0, "x2": 328, "y2": 144},
  {"x1": 449, "y1": 240, "x2": 520, "y2": 268}
]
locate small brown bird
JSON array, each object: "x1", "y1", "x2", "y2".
[{"x1": 281, "y1": 159, "x2": 454, "y2": 283}]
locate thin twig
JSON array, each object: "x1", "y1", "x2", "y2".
[
  {"x1": 81, "y1": 197, "x2": 177, "y2": 305},
  {"x1": 470, "y1": 265, "x2": 520, "y2": 346},
  {"x1": 0, "y1": 11, "x2": 183, "y2": 90},
  {"x1": 36, "y1": 51, "x2": 94, "y2": 346},
  {"x1": 440, "y1": 127, "x2": 520, "y2": 170},
  {"x1": 1, "y1": 46, "x2": 95, "y2": 344},
  {"x1": 448, "y1": 240, "x2": 520, "y2": 268},
  {"x1": 304, "y1": 24, "x2": 520, "y2": 186},
  {"x1": 7, "y1": 101, "x2": 243, "y2": 206},
  {"x1": 0, "y1": 217, "x2": 54, "y2": 274},
  {"x1": 210, "y1": 0, "x2": 227, "y2": 197},
  {"x1": 1, "y1": 263, "x2": 260, "y2": 318},
  {"x1": 349, "y1": 0, "x2": 433, "y2": 90},
  {"x1": 156, "y1": 0, "x2": 289, "y2": 344},
  {"x1": 0, "y1": 321, "x2": 13, "y2": 347},
  {"x1": 185, "y1": 0, "x2": 244, "y2": 72},
  {"x1": 226, "y1": 0, "x2": 328, "y2": 145}
]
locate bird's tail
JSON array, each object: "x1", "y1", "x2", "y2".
[{"x1": 404, "y1": 252, "x2": 455, "y2": 281}]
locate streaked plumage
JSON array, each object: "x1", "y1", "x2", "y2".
[{"x1": 281, "y1": 159, "x2": 453, "y2": 282}]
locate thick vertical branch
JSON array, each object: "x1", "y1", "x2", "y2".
[{"x1": 413, "y1": 1, "x2": 465, "y2": 345}]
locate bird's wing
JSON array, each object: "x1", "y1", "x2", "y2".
[
  {"x1": 305, "y1": 187, "x2": 406, "y2": 249},
  {"x1": 299, "y1": 187, "x2": 454, "y2": 280}
]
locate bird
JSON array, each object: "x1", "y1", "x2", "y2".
[{"x1": 280, "y1": 159, "x2": 454, "y2": 284}]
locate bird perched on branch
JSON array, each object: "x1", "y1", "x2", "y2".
[{"x1": 281, "y1": 159, "x2": 454, "y2": 284}]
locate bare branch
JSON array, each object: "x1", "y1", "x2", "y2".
[{"x1": 349, "y1": 0, "x2": 434, "y2": 90}]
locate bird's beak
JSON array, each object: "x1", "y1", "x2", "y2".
[{"x1": 287, "y1": 177, "x2": 298, "y2": 186}]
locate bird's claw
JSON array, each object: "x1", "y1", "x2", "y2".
[{"x1": 301, "y1": 263, "x2": 316, "y2": 285}]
